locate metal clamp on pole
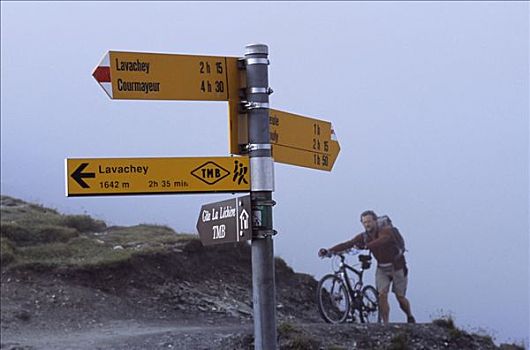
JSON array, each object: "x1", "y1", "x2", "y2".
[
  {"x1": 253, "y1": 229, "x2": 278, "y2": 239},
  {"x1": 252, "y1": 199, "x2": 276, "y2": 207},
  {"x1": 246, "y1": 57, "x2": 270, "y2": 66},
  {"x1": 248, "y1": 87, "x2": 274, "y2": 95},
  {"x1": 247, "y1": 143, "x2": 272, "y2": 152},
  {"x1": 241, "y1": 101, "x2": 270, "y2": 110},
  {"x1": 241, "y1": 143, "x2": 272, "y2": 154}
]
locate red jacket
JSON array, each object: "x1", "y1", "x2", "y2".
[{"x1": 329, "y1": 226, "x2": 406, "y2": 270}]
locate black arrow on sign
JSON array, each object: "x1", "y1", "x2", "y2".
[{"x1": 71, "y1": 163, "x2": 95, "y2": 188}]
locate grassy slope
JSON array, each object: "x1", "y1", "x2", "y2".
[{"x1": 0, "y1": 195, "x2": 196, "y2": 270}]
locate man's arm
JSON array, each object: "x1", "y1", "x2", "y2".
[
  {"x1": 366, "y1": 227, "x2": 393, "y2": 250},
  {"x1": 328, "y1": 233, "x2": 365, "y2": 254}
]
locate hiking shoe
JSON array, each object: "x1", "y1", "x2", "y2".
[{"x1": 407, "y1": 316, "x2": 416, "y2": 324}]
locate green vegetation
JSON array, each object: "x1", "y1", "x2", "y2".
[
  {"x1": 277, "y1": 322, "x2": 321, "y2": 350},
  {"x1": 13, "y1": 236, "x2": 133, "y2": 269},
  {"x1": 278, "y1": 321, "x2": 297, "y2": 335},
  {"x1": 432, "y1": 314, "x2": 457, "y2": 330},
  {"x1": 430, "y1": 310, "x2": 525, "y2": 349},
  {"x1": 1, "y1": 222, "x2": 79, "y2": 245},
  {"x1": 431, "y1": 314, "x2": 506, "y2": 347},
  {"x1": 0, "y1": 195, "x2": 198, "y2": 270},
  {"x1": 62, "y1": 214, "x2": 106, "y2": 233},
  {"x1": 500, "y1": 342, "x2": 526, "y2": 350},
  {"x1": 1, "y1": 237, "x2": 16, "y2": 265},
  {"x1": 433, "y1": 316, "x2": 456, "y2": 330},
  {"x1": 101, "y1": 224, "x2": 193, "y2": 248},
  {"x1": 431, "y1": 314, "x2": 469, "y2": 340}
]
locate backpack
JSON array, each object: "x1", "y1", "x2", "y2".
[{"x1": 376, "y1": 215, "x2": 406, "y2": 260}]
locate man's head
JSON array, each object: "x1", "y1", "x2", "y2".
[{"x1": 360, "y1": 210, "x2": 378, "y2": 233}]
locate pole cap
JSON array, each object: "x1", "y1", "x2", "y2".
[{"x1": 245, "y1": 44, "x2": 269, "y2": 56}]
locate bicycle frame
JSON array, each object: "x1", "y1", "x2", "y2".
[{"x1": 334, "y1": 253, "x2": 366, "y2": 300}]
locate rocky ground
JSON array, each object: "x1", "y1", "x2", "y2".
[
  {"x1": 1, "y1": 265, "x2": 521, "y2": 350},
  {"x1": 0, "y1": 196, "x2": 524, "y2": 349}
]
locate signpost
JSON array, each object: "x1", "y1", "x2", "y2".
[
  {"x1": 93, "y1": 51, "x2": 242, "y2": 101},
  {"x1": 74, "y1": 45, "x2": 343, "y2": 349},
  {"x1": 196, "y1": 195, "x2": 251, "y2": 245},
  {"x1": 66, "y1": 156, "x2": 250, "y2": 196}
]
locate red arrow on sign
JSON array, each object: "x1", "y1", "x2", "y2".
[{"x1": 92, "y1": 53, "x2": 113, "y2": 98}]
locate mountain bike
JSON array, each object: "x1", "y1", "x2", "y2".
[{"x1": 317, "y1": 249, "x2": 379, "y2": 324}]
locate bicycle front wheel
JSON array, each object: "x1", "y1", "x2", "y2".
[
  {"x1": 317, "y1": 274, "x2": 350, "y2": 324},
  {"x1": 361, "y1": 285, "x2": 379, "y2": 323}
]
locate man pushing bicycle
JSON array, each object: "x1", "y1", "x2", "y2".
[{"x1": 318, "y1": 210, "x2": 416, "y2": 324}]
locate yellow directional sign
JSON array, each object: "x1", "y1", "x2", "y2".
[
  {"x1": 66, "y1": 156, "x2": 250, "y2": 196},
  {"x1": 229, "y1": 103, "x2": 341, "y2": 171},
  {"x1": 93, "y1": 51, "x2": 241, "y2": 101},
  {"x1": 269, "y1": 109, "x2": 331, "y2": 153},
  {"x1": 272, "y1": 139, "x2": 340, "y2": 172}
]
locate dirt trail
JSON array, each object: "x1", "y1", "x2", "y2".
[{"x1": 2, "y1": 320, "x2": 253, "y2": 349}]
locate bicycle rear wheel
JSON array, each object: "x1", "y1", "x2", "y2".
[
  {"x1": 317, "y1": 274, "x2": 350, "y2": 324},
  {"x1": 361, "y1": 285, "x2": 379, "y2": 323}
]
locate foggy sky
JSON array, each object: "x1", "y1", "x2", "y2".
[{"x1": 1, "y1": 1, "x2": 528, "y2": 345}]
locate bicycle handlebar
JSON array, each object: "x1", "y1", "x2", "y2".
[{"x1": 320, "y1": 247, "x2": 367, "y2": 259}]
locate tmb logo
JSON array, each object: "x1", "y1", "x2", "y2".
[{"x1": 191, "y1": 161, "x2": 230, "y2": 185}]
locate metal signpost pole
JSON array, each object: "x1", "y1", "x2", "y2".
[{"x1": 244, "y1": 43, "x2": 277, "y2": 350}]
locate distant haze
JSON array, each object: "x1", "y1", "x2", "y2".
[{"x1": 1, "y1": 2, "x2": 528, "y2": 346}]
